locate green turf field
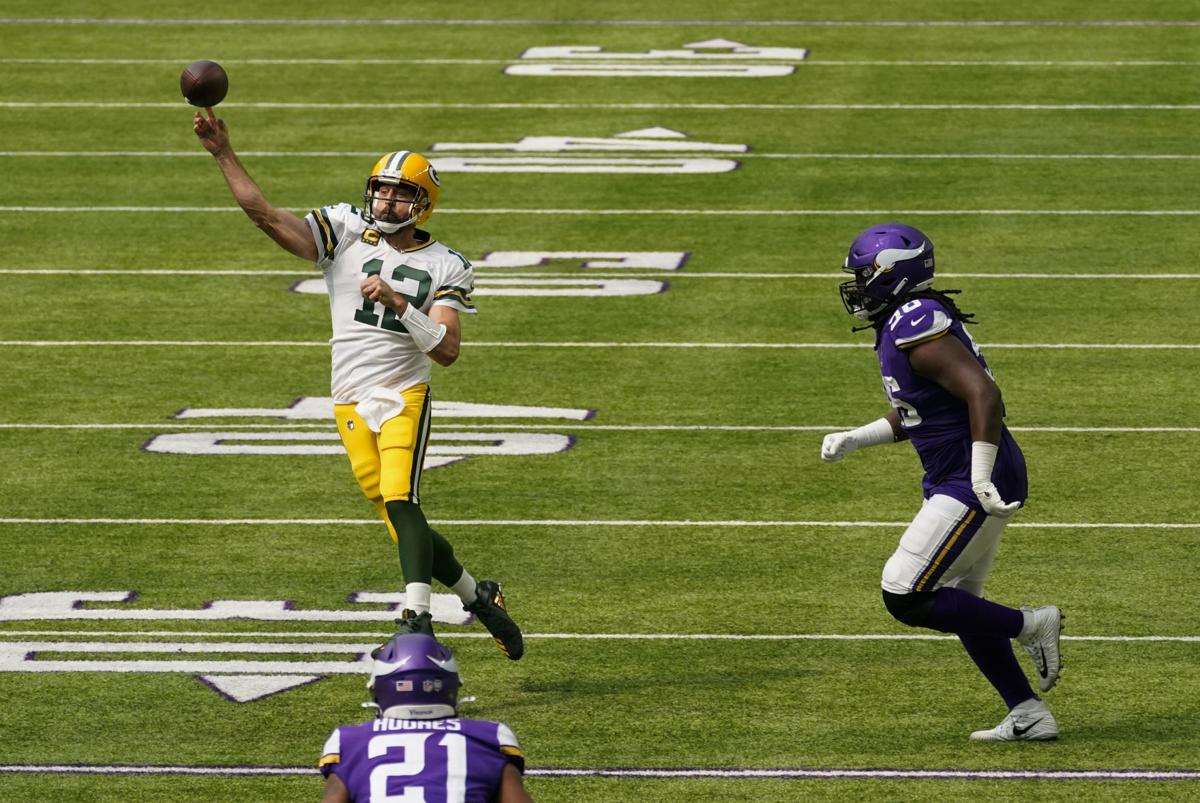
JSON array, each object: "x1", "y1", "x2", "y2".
[{"x1": 1, "y1": 2, "x2": 1198, "y2": 801}]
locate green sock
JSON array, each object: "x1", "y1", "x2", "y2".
[
  {"x1": 385, "y1": 500, "x2": 433, "y2": 585},
  {"x1": 430, "y1": 527, "x2": 466, "y2": 588}
]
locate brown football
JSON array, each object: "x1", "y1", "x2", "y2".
[{"x1": 180, "y1": 60, "x2": 229, "y2": 107}]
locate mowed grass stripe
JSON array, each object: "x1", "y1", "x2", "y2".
[{"x1": 3, "y1": 17, "x2": 1200, "y2": 27}]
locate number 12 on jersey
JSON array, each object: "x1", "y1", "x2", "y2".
[{"x1": 355, "y1": 258, "x2": 433, "y2": 334}]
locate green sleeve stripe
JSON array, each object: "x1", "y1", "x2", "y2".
[
  {"x1": 319, "y1": 208, "x2": 338, "y2": 252},
  {"x1": 310, "y1": 208, "x2": 334, "y2": 259}
]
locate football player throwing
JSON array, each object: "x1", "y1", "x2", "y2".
[{"x1": 193, "y1": 109, "x2": 523, "y2": 660}]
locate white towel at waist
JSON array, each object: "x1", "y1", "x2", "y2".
[{"x1": 354, "y1": 386, "x2": 407, "y2": 433}]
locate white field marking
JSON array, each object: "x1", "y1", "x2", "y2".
[
  {"x1": 5, "y1": 57, "x2": 1200, "y2": 67},
  {"x1": 1, "y1": 517, "x2": 1198, "y2": 529},
  {"x1": 0, "y1": 631, "x2": 1196, "y2": 643},
  {"x1": 3, "y1": 18, "x2": 1200, "y2": 27},
  {"x1": 0, "y1": 765, "x2": 1197, "y2": 782},
  {"x1": 2, "y1": 423, "x2": 1200, "y2": 434},
  {"x1": 9, "y1": 150, "x2": 1200, "y2": 161},
  {"x1": 6, "y1": 101, "x2": 1200, "y2": 111},
  {"x1": 1, "y1": 340, "x2": 1199, "y2": 350},
  {"x1": 3, "y1": 269, "x2": 1198, "y2": 281},
  {"x1": 9, "y1": 206, "x2": 1200, "y2": 217}
]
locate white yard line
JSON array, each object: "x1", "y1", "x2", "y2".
[
  {"x1": 0, "y1": 423, "x2": 1198, "y2": 433},
  {"x1": 1, "y1": 269, "x2": 1196, "y2": 280},
  {"x1": 0, "y1": 629, "x2": 1195, "y2": 643},
  {"x1": 7, "y1": 206, "x2": 1200, "y2": 217},
  {"x1": 6, "y1": 150, "x2": 1200, "y2": 160},
  {"x1": 11, "y1": 150, "x2": 1200, "y2": 159},
  {"x1": 6, "y1": 57, "x2": 1200, "y2": 67},
  {"x1": 4, "y1": 58, "x2": 1200, "y2": 67},
  {"x1": 0, "y1": 763, "x2": 1196, "y2": 781},
  {"x1": 4, "y1": 101, "x2": 1200, "y2": 111},
  {"x1": 2, "y1": 340, "x2": 1196, "y2": 349},
  {"x1": 1, "y1": 517, "x2": 1197, "y2": 529}
]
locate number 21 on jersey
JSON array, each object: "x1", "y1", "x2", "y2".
[{"x1": 368, "y1": 732, "x2": 468, "y2": 802}]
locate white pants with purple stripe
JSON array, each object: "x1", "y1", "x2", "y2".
[{"x1": 881, "y1": 494, "x2": 1010, "y2": 596}]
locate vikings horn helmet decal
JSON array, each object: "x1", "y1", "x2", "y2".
[{"x1": 839, "y1": 222, "x2": 936, "y2": 321}]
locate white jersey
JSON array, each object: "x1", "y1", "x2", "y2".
[{"x1": 304, "y1": 203, "x2": 476, "y2": 403}]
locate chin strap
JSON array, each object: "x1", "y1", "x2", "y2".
[{"x1": 373, "y1": 217, "x2": 415, "y2": 234}]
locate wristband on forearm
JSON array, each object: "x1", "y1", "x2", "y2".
[
  {"x1": 971, "y1": 440, "x2": 999, "y2": 485},
  {"x1": 399, "y1": 303, "x2": 447, "y2": 353},
  {"x1": 850, "y1": 417, "x2": 898, "y2": 449}
]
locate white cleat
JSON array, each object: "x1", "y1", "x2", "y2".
[
  {"x1": 1018, "y1": 605, "x2": 1064, "y2": 692},
  {"x1": 969, "y1": 698, "x2": 1058, "y2": 742}
]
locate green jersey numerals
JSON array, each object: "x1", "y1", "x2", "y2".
[{"x1": 353, "y1": 258, "x2": 433, "y2": 333}]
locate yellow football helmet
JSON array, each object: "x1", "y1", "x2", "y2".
[{"x1": 363, "y1": 150, "x2": 441, "y2": 232}]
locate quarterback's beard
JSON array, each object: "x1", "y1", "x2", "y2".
[{"x1": 370, "y1": 202, "x2": 416, "y2": 233}]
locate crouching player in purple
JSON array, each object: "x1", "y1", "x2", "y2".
[
  {"x1": 820, "y1": 223, "x2": 1065, "y2": 742},
  {"x1": 319, "y1": 633, "x2": 533, "y2": 801}
]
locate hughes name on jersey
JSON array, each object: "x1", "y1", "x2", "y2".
[
  {"x1": 319, "y1": 717, "x2": 525, "y2": 802},
  {"x1": 305, "y1": 203, "x2": 477, "y2": 404},
  {"x1": 876, "y1": 296, "x2": 1027, "y2": 510}
]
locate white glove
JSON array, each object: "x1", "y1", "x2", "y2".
[
  {"x1": 820, "y1": 418, "x2": 896, "y2": 464},
  {"x1": 971, "y1": 441, "x2": 1021, "y2": 517},
  {"x1": 972, "y1": 480, "x2": 1021, "y2": 517},
  {"x1": 821, "y1": 431, "x2": 857, "y2": 463}
]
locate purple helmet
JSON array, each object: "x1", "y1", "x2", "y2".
[
  {"x1": 368, "y1": 633, "x2": 461, "y2": 720},
  {"x1": 839, "y1": 223, "x2": 936, "y2": 321}
]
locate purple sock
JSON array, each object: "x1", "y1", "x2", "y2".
[
  {"x1": 924, "y1": 586, "x2": 1024, "y2": 637},
  {"x1": 960, "y1": 632, "x2": 1037, "y2": 709}
]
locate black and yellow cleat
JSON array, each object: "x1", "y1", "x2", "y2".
[
  {"x1": 465, "y1": 580, "x2": 524, "y2": 661},
  {"x1": 371, "y1": 609, "x2": 435, "y2": 658}
]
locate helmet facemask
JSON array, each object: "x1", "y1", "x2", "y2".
[
  {"x1": 364, "y1": 178, "x2": 430, "y2": 234},
  {"x1": 839, "y1": 261, "x2": 886, "y2": 321}
]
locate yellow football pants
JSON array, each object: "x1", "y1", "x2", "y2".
[{"x1": 334, "y1": 384, "x2": 433, "y2": 544}]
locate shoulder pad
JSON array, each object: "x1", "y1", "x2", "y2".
[
  {"x1": 889, "y1": 299, "x2": 953, "y2": 349},
  {"x1": 318, "y1": 727, "x2": 342, "y2": 776}
]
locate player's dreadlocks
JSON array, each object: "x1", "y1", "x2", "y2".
[{"x1": 852, "y1": 287, "x2": 977, "y2": 333}]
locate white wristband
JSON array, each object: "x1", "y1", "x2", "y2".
[
  {"x1": 399, "y1": 303, "x2": 447, "y2": 353},
  {"x1": 971, "y1": 441, "x2": 999, "y2": 486},
  {"x1": 850, "y1": 417, "x2": 897, "y2": 449}
]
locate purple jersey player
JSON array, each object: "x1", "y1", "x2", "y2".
[
  {"x1": 319, "y1": 633, "x2": 532, "y2": 802},
  {"x1": 820, "y1": 223, "x2": 1065, "y2": 742}
]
